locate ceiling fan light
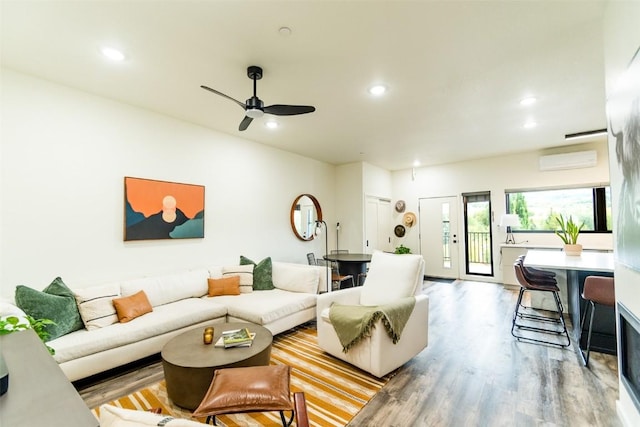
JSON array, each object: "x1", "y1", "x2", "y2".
[{"x1": 246, "y1": 108, "x2": 264, "y2": 119}]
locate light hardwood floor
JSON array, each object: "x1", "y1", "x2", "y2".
[{"x1": 76, "y1": 280, "x2": 620, "y2": 426}]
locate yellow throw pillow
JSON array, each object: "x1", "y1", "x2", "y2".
[
  {"x1": 112, "y1": 290, "x2": 153, "y2": 323},
  {"x1": 208, "y1": 276, "x2": 241, "y2": 297}
]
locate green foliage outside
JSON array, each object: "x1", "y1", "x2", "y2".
[
  {"x1": 466, "y1": 202, "x2": 490, "y2": 232},
  {"x1": 0, "y1": 315, "x2": 56, "y2": 355},
  {"x1": 507, "y1": 188, "x2": 609, "y2": 231}
]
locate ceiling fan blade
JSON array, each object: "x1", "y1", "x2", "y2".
[
  {"x1": 239, "y1": 116, "x2": 253, "y2": 131},
  {"x1": 264, "y1": 104, "x2": 316, "y2": 116},
  {"x1": 200, "y1": 85, "x2": 246, "y2": 110}
]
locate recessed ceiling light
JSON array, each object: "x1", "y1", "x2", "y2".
[
  {"x1": 413, "y1": 160, "x2": 421, "y2": 167},
  {"x1": 101, "y1": 47, "x2": 125, "y2": 62},
  {"x1": 524, "y1": 120, "x2": 537, "y2": 129},
  {"x1": 265, "y1": 120, "x2": 279, "y2": 129},
  {"x1": 279, "y1": 27, "x2": 292, "y2": 37},
  {"x1": 368, "y1": 85, "x2": 387, "y2": 96},
  {"x1": 520, "y1": 96, "x2": 537, "y2": 106}
]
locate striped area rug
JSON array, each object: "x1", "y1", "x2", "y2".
[{"x1": 92, "y1": 325, "x2": 390, "y2": 426}]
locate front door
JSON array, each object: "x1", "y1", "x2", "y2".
[{"x1": 419, "y1": 196, "x2": 459, "y2": 279}]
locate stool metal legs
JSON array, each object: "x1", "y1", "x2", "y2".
[
  {"x1": 579, "y1": 300, "x2": 597, "y2": 366},
  {"x1": 511, "y1": 288, "x2": 571, "y2": 347},
  {"x1": 205, "y1": 411, "x2": 294, "y2": 426}
]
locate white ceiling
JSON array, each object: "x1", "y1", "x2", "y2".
[{"x1": 1, "y1": 1, "x2": 610, "y2": 171}]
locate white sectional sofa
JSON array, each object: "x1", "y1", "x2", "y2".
[{"x1": 1, "y1": 261, "x2": 328, "y2": 382}]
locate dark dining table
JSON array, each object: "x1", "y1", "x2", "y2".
[{"x1": 323, "y1": 253, "x2": 373, "y2": 287}]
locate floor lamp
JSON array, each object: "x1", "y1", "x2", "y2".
[
  {"x1": 314, "y1": 220, "x2": 331, "y2": 292},
  {"x1": 499, "y1": 214, "x2": 520, "y2": 244}
]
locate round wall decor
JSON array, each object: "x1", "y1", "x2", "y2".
[
  {"x1": 403, "y1": 212, "x2": 417, "y2": 227},
  {"x1": 395, "y1": 200, "x2": 406, "y2": 213},
  {"x1": 394, "y1": 224, "x2": 406, "y2": 237}
]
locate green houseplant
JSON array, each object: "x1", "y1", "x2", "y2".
[
  {"x1": 554, "y1": 214, "x2": 584, "y2": 256},
  {"x1": 395, "y1": 244, "x2": 412, "y2": 254},
  {"x1": 0, "y1": 315, "x2": 56, "y2": 355}
]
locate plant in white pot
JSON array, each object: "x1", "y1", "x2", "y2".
[{"x1": 555, "y1": 214, "x2": 584, "y2": 256}]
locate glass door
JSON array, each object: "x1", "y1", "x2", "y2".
[{"x1": 463, "y1": 192, "x2": 493, "y2": 276}]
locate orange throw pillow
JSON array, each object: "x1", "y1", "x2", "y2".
[
  {"x1": 112, "y1": 290, "x2": 153, "y2": 323},
  {"x1": 208, "y1": 276, "x2": 241, "y2": 297}
]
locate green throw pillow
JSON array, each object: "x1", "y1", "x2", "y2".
[
  {"x1": 240, "y1": 256, "x2": 274, "y2": 290},
  {"x1": 14, "y1": 277, "x2": 84, "y2": 341}
]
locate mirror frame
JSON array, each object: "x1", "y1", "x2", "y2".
[{"x1": 290, "y1": 194, "x2": 323, "y2": 241}]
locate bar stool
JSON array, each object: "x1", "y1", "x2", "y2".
[
  {"x1": 516, "y1": 255, "x2": 556, "y2": 282},
  {"x1": 580, "y1": 276, "x2": 615, "y2": 366},
  {"x1": 511, "y1": 263, "x2": 571, "y2": 347}
]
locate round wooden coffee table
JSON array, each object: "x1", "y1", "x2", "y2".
[{"x1": 161, "y1": 322, "x2": 273, "y2": 410}]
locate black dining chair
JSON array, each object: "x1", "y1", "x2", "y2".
[
  {"x1": 309, "y1": 252, "x2": 354, "y2": 290},
  {"x1": 328, "y1": 249, "x2": 367, "y2": 286}
]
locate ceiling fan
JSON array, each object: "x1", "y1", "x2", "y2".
[{"x1": 201, "y1": 65, "x2": 316, "y2": 131}]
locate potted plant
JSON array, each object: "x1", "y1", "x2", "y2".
[
  {"x1": 394, "y1": 244, "x2": 412, "y2": 254},
  {"x1": 0, "y1": 315, "x2": 56, "y2": 355},
  {"x1": 555, "y1": 214, "x2": 584, "y2": 256}
]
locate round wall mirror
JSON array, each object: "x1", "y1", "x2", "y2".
[{"x1": 290, "y1": 194, "x2": 322, "y2": 241}]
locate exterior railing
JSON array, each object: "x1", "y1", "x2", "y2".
[{"x1": 467, "y1": 231, "x2": 491, "y2": 264}]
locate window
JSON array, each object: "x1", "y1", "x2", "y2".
[{"x1": 506, "y1": 186, "x2": 611, "y2": 232}]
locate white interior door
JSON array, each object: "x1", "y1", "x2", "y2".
[
  {"x1": 365, "y1": 197, "x2": 392, "y2": 254},
  {"x1": 377, "y1": 199, "x2": 392, "y2": 252},
  {"x1": 365, "y1": 198, "x2": 378, "y2": 253},
  {"x1": 419, "y1": 196, "x2": 459, "y2": 279}
]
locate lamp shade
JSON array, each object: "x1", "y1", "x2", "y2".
[{"x1": 499, "y1": 214, "x2": 521, "y2": 228}]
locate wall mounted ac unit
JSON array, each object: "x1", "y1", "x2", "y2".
[{"x1": 539, "y1": 150, "x2": 597, "y2": 171}]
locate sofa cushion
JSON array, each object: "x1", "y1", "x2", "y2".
[
  {"x1": 113, "y1": 290, "x2": 153, "y2": 323},
  {"x1": 240, "y1": 256, "x2": 275, "y2": 290},
  {"x1": 272, "y1": 263, "x2": 319, "y2": 294},
  {"x1": 207, "y1": 276, "x2": 240, "y2": 296},
  {"x1": 359, "y1": 252, "x2": 423, "y2": 306},
  {"x1": 120, "y1": 269, "x2": 209, "y2": 307},
  {"x1": 206, "y1": 289, "x2": 316, "y2": 326},
  {"x1": 74, "y1": 283, "x2": 120, "y2": 330},
  {"x1": 100, "y1": 404, "x2": 208, "y2": 426},
  {"x1": 208, "y1": 266, "x2": 223, "y2": 279},
  {"x1": 222, "y1": 265, "x2": 254, "y2": 294},
  {"x1": 14, "y1": 277, "x2": 84, "y2": 340},
  {"x1": 49, "y1": 298, "x2": 228, "y2": 364}
]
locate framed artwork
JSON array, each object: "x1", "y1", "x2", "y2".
[
  {"x1": 124, "y1": 177, "x2": 205, "y2": 241},
  {"x1": 608, "y1": 46, "x2": 640, "y2": 271}
]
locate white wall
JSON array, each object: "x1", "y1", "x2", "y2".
[
  {"x1": 604, "y1": 2, "x2": 640, "y2": 425},
  {"x1": 391, "y1": 140, "x2": 612, "y2": 282},
  {"x1": 0, "y1": 69, "x2": 336, "y2": 297}
]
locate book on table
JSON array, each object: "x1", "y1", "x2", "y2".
[{"x1": 218, "y1": 328, "x2": 255, "y2": 348}]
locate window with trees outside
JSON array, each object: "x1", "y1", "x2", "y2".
[{"x1": 505, "y1": 186, "x2": 612, "y2": 232}]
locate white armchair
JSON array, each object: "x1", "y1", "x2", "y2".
[{"x1": 316, "y1": 251, "x2": 428, "y2": 378}]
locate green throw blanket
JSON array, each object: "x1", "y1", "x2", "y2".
[{"x1": 329, "y1": 297, "x2": 416, "y2": 353}]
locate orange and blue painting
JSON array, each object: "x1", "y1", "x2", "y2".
[{"x1": 124, "y1": 177, "x2": 205, "y2": 241}]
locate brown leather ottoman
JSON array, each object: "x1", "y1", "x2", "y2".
[
  {"x1": 192, "y1": 365, "x2": 293, "y2": 426},
  {"x1": 161, "y1": 323, "x2": 272, "y2": 410}
]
